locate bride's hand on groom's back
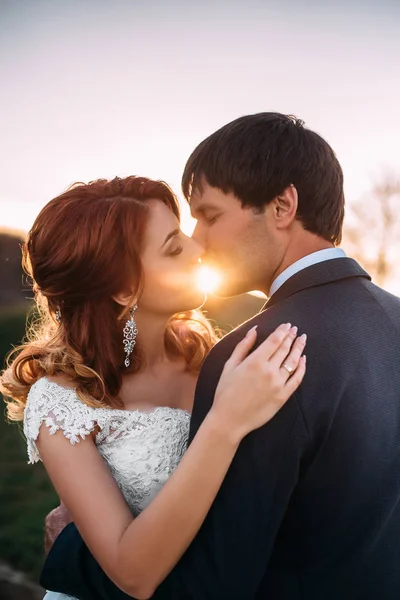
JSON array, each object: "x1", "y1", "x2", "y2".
[{"x1": 211, "y1": 323, "x2": 307, "y2": 444}]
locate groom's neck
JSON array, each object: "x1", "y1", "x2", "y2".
[{"x1": 264, "y1": 233, "x2": 335, "y2": 295}]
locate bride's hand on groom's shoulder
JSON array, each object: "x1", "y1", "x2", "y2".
[
  {"x1": 210, "y1": 323, "x2": 307, "y2": 444},
  {"x1": 44, "y1": 502, "x2": 72, "y2": 554}
]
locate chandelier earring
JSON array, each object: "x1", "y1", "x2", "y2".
[{"x1": 123, "y1": 305, "x2": 138, "y2": 368}]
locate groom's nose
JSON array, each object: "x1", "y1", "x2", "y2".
[
  {"x1": 187, "y1": 235, "x2": 205, "y2": 262},
  {"x1": 191, "y1": 222, "x2": 207, "y2": 248}
]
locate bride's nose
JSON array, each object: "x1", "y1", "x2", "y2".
[{"x1": 188, "y1": 238, "x2": 205, "y2": 263}]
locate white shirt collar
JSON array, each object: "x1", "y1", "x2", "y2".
[{"x1": 269, "y1": 248, "x2": 347, "y2": 297}]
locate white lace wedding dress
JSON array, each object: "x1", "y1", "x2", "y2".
[{"x1": 23, "y1": 377, "x2": 191, "y2": 600}]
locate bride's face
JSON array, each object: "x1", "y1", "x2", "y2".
[{"x1": 138, "y1": 200, "x2": 205, "y2": 315}]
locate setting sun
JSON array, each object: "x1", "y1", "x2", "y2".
[{"x1": 197, "y1": 265, "x2": 221, "y2": 295}]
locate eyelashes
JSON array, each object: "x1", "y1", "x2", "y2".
[
  {"x1": 204, "y1": 215, "x2": 220, "y2": 225},
  {"x1": 169, "y1": 246, "x2": 183, "y2": 257}
]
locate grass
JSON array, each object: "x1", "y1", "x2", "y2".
[{"x1": 0, "y1": 307, "x2": 58, "y2": 581}]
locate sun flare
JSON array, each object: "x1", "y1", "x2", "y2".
[{"x1": 197, "y1": 266, "x2": 221, "y2": 295}]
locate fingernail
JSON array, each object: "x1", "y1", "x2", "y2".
[
  {"x1": 299, "y1": 333, "x2": 307, "y2": 343},
  {"x1": 290, "y1": 326, "x2": 298, "y2": 335},
  {"x1": 282, "y1": 323, "x2": 291, "y2": 330},
  {"x1": 303, "y1": 354, "x2": 307, "y2": 364},
  {"x1": 246, "y1": 325, "x2": 258, "y2": 336}
]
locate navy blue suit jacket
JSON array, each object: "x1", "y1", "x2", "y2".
[{"x1": 41, "y1": 258, "x2": 400, "y2": 599}]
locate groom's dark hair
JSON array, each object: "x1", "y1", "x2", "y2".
[{"x1": 182, "y1": 112, "x2": 345, "y2": 244}]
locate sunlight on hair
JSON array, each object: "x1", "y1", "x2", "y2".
[{"x1": 197, "y1": 265, "x2": 221, "y2": 294}]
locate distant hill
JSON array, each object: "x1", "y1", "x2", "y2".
[{"x1": 0, "y1": 230, "x2": 32, "y2": 309}]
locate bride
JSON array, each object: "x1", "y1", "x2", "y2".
[{"x1": 1, "y1": 176, "x2": 306, "y2": 599}]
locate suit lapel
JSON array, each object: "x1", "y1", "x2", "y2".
[{"x1": 263, "y1": 257, "x2": 371, "y2": 310}]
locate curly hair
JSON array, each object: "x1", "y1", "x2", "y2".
[{"x1": 1, "y1": 176, "x2": 218, "y2": 421}]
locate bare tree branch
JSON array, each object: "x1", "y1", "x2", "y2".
[{"x1": 342, "y1": 173, "x2": 400, "y2": 286}]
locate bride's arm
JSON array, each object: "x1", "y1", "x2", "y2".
[{"x1": 37, "y1": 324, "x2": 306, "y2": 599}]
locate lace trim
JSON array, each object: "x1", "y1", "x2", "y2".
[{"x1": 23, "y1": 377, "x2": 190, "y2": 464}]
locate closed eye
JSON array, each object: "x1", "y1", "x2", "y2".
[
  {"x1": 169, "y1": 246, "x2": 183, "y2": 256},
  {"x1": 204, "y1": 214, "x2": 221, "y2": 225}
]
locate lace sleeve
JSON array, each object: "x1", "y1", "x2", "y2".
[{"x1": 23, "y1": 378, "x2": 99, "y2": 464}]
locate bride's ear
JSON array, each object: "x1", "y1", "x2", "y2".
[
  {"x1": 112, "y1": 291, "x2": 138, "y2": 309},
  {"x1": 272, "y1": 184, "x2": 298, "y2": 229}
]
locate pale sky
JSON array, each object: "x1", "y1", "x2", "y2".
[{"x1": 1, "y1": 0, "x2": 399, "y2": 240}]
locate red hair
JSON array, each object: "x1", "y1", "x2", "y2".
[{"x1": 1, "y1": 176, "x2": 217, "y2": 420}]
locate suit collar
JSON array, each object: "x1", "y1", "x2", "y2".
[{"x1": 263, "y1": 257, "x2": 371, "y2": 310}]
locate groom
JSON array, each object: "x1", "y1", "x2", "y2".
[{"x1": 41, "y1": 113, "x2": 400, "y2": 599}]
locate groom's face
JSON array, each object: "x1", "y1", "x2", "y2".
[{"x1": 190, "y1": 183, "x2": 281, "y2": 296}]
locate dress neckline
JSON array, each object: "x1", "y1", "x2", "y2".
[{"x1": 39, "y1": 377, "x2": 191, "y2": 418}]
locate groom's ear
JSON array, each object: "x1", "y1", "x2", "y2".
[{"x1": 271, "y1": 184, "x2": 298, "y2": 230}]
